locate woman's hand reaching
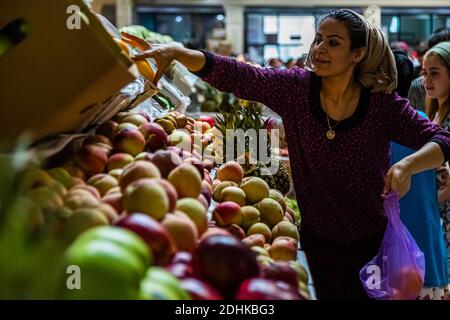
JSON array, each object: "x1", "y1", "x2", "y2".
[
  {"x1": 121, "y1": 32, "x2": 206, "y2": 85},
  {"x1": 121, "y1": 32, "x2": 177, "y2": 85}
]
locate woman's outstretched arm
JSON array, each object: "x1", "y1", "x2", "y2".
[{"x1": 128, "y1": 34, "x2": 303, "y2": 110}]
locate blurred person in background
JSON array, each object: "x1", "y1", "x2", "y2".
[
  {"x1": 391, "y1": 45, "x2": 414, "y2": 98},
  {"x1": 422, "y1": 42, "x2": 450, "y2": 284},
  {"x1": 129, "y1": 9, "x2": 450, "y2": 299},
  {"x1": 236, "y1": 53, "x2": 261, "y2": 68},
  {"x1": 411, "y1": 41, "x2": 428, "y2": 79},
  {"x1": 267, "y1": 58, "x2": 284, "y2": 69},
  {"x1": 285, "y1": 58, "x2": 297, "y2": 69},
  {"x1": 390, "y1": 40, "x2": 410, "y2": 55},
  {"x1": 408, "y1": 28, "x2": 450, "y2": 111},
  {"x1": 296, "y1": 54, "x2": 307, "y2": 68}
]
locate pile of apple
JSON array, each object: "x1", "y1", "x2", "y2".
[
  {"x1": 22, "y1": 109, "x2": 212, "y2": 240},
  {"x1": 211, "y1": 161, "x2": 300, "y2": 257},
  {"x1": 23, "y1": 107, "x2": 311, "y2": 300},
  {"x1": 202, "y1": 160, "x2": 309, "y2": 298}
]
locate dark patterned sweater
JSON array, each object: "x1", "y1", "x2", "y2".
[{"x1": 195, "y1": 51, "x2": 450, "y2": 243}]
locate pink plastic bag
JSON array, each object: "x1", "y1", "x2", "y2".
[{"x1": 360, "y1": 192, "x2": 425, "y2": 300}]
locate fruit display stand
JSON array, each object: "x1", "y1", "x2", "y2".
[
  {"x1": 0, "y1": 8, "x2": 317, "y2": 301},
  {"x1": 1, "y1": 81, "x2": 317, "y2": 300}
]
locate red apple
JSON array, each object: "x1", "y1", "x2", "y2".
[
  {"x1": 198, "y1": 115, "x2": 215, "y2": 128},
  {"x1": 213, "y1": 202, "x2": 243, "y2": 227},
  {"x1": 119, "y1": 160, "x2": 161, "y2": 192},
  {"x1": 113, "y1": 128, "x2": 146, "y2": 156},
  {"x1": 74, "y1": 144, "x2": 108, "y2": 177},
  {"x1": 139, "y1": 122, "x2": 168, "y2": 152},
  {"x1": 217, "y1": 161, "x2": 244, "y2": 184},
  {"x1": 261, "y1": 261, "x2": 300, "y2": 289},
  {"x1": 199, "y1": 227, "x2": 232, "y2": 241},
  {"x1": 102, "y1": 192, "x2": 124, "y2": 214},
  {"x1": 226, "y1": 224, "x2": 246, "y2": 240},
  {"x1": 180, "y1": 277, "x2": 223, "y2": 300},
  {"x1": 192, "y1": 235, "x2": 260, "y2": 299},
  {"x1": 96, "y1": 120, "x2": 119, "y2": 139},
  {"x1": 151, "y1": 150, "x2": 182, "y2": 178},
  {"x1": 235, "y1": 278, "x2": 305, "y2": 300},
  {"x1": 203, "y1": 159, "x2": 214, "y2": 172},
  {"x1": 107, "y1": 153, "x2": 134, "y2": 171},
  {"x1": 115, "y1": 213, "x2": 176, "y2": 266}
]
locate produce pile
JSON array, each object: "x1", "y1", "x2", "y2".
[
  {"x1": 0, "y1": 25, "x2": 306, "y2": 300},
  {"x1": 9, "y1": 104, "x2": 309, "y2": 300}
]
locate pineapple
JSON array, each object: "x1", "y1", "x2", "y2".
[
  {"x1": 244, "y1": 161, "x2": 292, "y2": 196},
  {"x1": 214, "y1": 94, "x2": 291, "y2": 194},
  {"x1": 214, "y1": 94, "x2": 268, "y2": 165},
  {"x1": 272, "y1": 161, "x2": 292, "y2": 195}
]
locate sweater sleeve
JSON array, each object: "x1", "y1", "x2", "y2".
[
  {"x1": 385, "y1": 92, "x2": 450, "y2": 163},
  {"x1": 193, "y1": 50, "x2": 308, "y2": 116}
]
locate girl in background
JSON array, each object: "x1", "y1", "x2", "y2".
[{"x1": 422, "y1": 42, "x2": 450, "y2": 298}]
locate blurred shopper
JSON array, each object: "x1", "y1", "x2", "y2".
[
  {"x1": 284, "y1": 58, "x2": 297, "y2": 69},
  {"x1": 409, "y1": 28, "x2": 450, "y2": 111},
  {"x1": 422, "y1": 42, "x2": 450, "y2": 284},
  {"x1": 267, "y1": 58, "x2": 284, "y2": 69},
  {"x1": 392, "y1": 48, "x2": 414, "y2": 98},
  {"x1": 129, "y1": 9, "x2": 450, "y2": 299},
  {"x1": 390, "y1": 40, "x2": 410, "y2": 55},
  {"x1": 411, "y1": 42, "x2": 428, "y2": 79},
  {"x1": 391, "y1": 112, "x2": 450, "y2": 300},
  {"x1": 296, "y1": 54, "x2": 307, "y2": 68}
]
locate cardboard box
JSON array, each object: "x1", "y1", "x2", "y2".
[{"x1": 0, "y1": 0, "x2": 136, "y2": 151}]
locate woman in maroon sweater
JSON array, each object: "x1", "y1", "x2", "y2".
[{"x1": 130, "y1": 9, "x2": 450, "y2": 299}]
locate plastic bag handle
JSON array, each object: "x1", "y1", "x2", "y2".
[{"x1": 384, "y1": 192, "x2": 401, "y2": 228}]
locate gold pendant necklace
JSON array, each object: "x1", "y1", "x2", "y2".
[
  {"x1": 326, "y1": 128, "x2": 336, "y2": 140},
  {"x1": 321, "y1": 89, "x2": 356, "y2": 140}
]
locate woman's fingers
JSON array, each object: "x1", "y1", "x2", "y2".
[
  {"x1": 389, "y1": 169, "x2": 411, "y2": 198},
  {"x1": 132, "y1": 50, "x2": 155, "y2": 61},
  {"x1": 130, "y1": 50, "x2": 168, "y2": 85},
  {"x1": 120, "y1": 32, "x2": 151, "y2": 51},
  {"x1": 382, "y1": 169, "x2": 393, "y2": 197}
]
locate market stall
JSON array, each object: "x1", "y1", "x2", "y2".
[{"x1": 0, "y1": 1, "x2": 314, "y2": 301}]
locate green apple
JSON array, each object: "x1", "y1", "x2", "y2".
[
  {"x1": 139, "y1": 277, "x2": 189, "y2": 300},
  {"x1": 143, "y1": 267, "x2": 190, "y2": 300},
  {"x1": 60, "y1": 227, "x2": 151, "y2": 299}
]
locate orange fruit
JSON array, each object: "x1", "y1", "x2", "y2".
[
  {"x1": 113, "y1": 38, "x2": 130, "y2": 57},
  {"x1": 135, "y1": 59, "x2": 155, "y2": 82},
  {"x1": 114, "y1": 37, "x2": 155, "y2": 82}
]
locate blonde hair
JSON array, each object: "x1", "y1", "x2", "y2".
[{"x1": 424, "y1": 51, "x2": 450, "y2": 124}]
